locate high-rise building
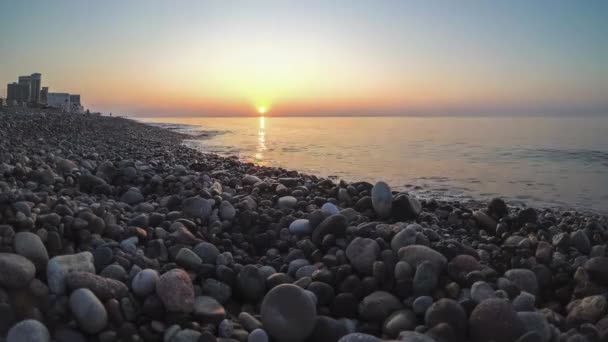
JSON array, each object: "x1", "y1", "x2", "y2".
[
  {"x1": 17, "y1": 76, "x2": 31, "y2": 103},
  {"x1": 47, "y1": 93, "x2": 71, "y2": 111},
  {"x1": 7, "y1": 82, "x2": 19, "y2": 105},
  {"x1": 40, "y1": 87, "x2": 48, "y2": 104},
  {"x1": 29, "y1": 73, "x2": 41, "y2": 103}
]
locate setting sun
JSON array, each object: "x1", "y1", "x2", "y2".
[{"x1": 258, "y1": 106, "x2": 268, "y2": 115}]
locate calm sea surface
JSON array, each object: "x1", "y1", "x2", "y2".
[{"x1": 139, "y1": 116, "x2": 608, "y2": 213}]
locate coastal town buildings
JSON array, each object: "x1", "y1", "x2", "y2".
[{"x1": 5, "y1": 72, "x2": 84, "y2": 112}]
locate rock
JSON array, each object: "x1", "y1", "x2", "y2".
[
  {"x1": 358, "y1": 291, "x2": 402, "y2": 321},
  {"x1": 170, "y1": 329, "x2": 201, "y2": 342},
  {"x1": 308, "y1": 316, "x2": 349, "y2": 342},
  {"x1": 132, "y1": 269, "x2": 159, "y2": 297},
  {"x1": 412, "y1": 296, "x2": 433, "y2": 315},
  {"x1": 47, "y1": 252, "x2": 95, "y2": 294},
  {"x1": 518, "y1": 312, "x2": 551, "y2": 342},
  {"x1": 567, "y1": 295, "x2": 607, "y2": 325},
  {"x1": 504, "y1": 269, "x2": 538, "y2": 295},
  {"x1": 219, "y1": 201, "x2": 236, "y2": 220},
  {"x1": 243, "y1": 174, "x2": 262, "y2": 185},
  {"x1": 248, "y1": 328, "x2": 269, "y2": 342},
  {"x1": 193, "y1": 296, "x2": 226, "y2": 324},
  {"x1": 469, "y1": 298, "x2": 525, "y2": 342},
  {"x1": 371, "y1": 181, "x2": 392, "y2": 219},
  {"x1": 7, "y1": 319, "x2": 50, "y2": 342},
  {"x1": 57, "y1": 158, "x2": 78, "y2": 174},
  {"x1": 202, "y1": 278, "x2": 232, "y2": 304},
  {"x1": 156, "y1": 269, "x2": 195, "y2": 312},
  {"x1": 321, "y1": 203, "x2": 340, "y2": 216},
  {"x1": 345, "y1": 237, "x2": 380, "y2": 275},
  {"x1": 473, "y1": 210, "x2": 497, "y2": 233},
  {"x1": 383, "y1": 309, "x2": 417, "y2": 337},
  {"x1": 312, "y1": 214, "x2": 348, "y2": 244},
  {"x1": 425, "y1": 298, "x2": 468, "y2": 339},
  {"x1": 392, "y1": 194, "x2": 422, "y2": 220},
  {"x1": 397, "y1": 331, "x2": 437, "y2": 341},
  {"x1": 278, "y1": 196, "x2": 297, "y2": 209},
  {"x1": 512, "y1": 292, "x2": 536, "y2": 312},
  {"x1": 237, "y1": 265, "x2": 265, "y2": 302},
  {"x1": 571, "y1": 230, "x2": 591, "y2": 254},
  {"x1": 0, "y1": 253, "x2": 36, "y2": 288},
  {"x1": 289, "y1": 219, "x2": 312, "y2": 236},
  {"x1": 69, "y1": 288, "x2": 108, "y2": 334},
  {"x1": 13, "y1": 232, "x2": 49, "y2": 271},
  {"x1": 517, "y1": 208, "x2": 537, "y2": 224},
  {"x1": 218, "y1": 319, "x2": 234, "y2": 337},
  {"x1": 337, "y1": 333, "x2": 380, "y2": 342},
  {"x1": 398, "y1": 245, "x2": 447, "y2": 270},
  {"x1": 175, "y1": 248, "x2": 202, "y2": 268},
  {"x1": 193, "y1": 242, "x2": 220, "y2": 264},
  {"x1": 391, "y1": 224, "x2": 418, "y2": 252},
  {"x1": 470, "y1": 281, "x2": 497, "y2": 303},
  {"x1": 583, "y1": 257, "x2": 608, "y2": 285},
  {"x1": 261, "y1": 284, "x2": 316, "y2": 342},
  {"x1": 78, "y1": 174, "x2": 109, "y2": 193},
  {"x1": 66, "y1": 271, "x2": 129, "y2": 300},
  {"x1": 182, "y1": 196, "x2": 212, "y2": 219},
  {"x1": 447, "y1": 254, "x2": 482, "y2": 284},
  {"x1": 120, "y1": 188, "x2": 144, "y2": 205},
  {"x1": 488, "y1": 198, "x2": 508, "y2": 218},
  {"x1": 413, "y1": 261, "x2": 439, "y2": 295}
]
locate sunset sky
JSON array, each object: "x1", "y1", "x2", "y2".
[{"x1": 1, "y1": 0, "x2": 607, "y2": 117}]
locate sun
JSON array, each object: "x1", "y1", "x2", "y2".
[{"x1": 258, "y1": 106, "x2": 267, "y2": 115}]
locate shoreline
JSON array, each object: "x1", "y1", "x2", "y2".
[{"x1": 1, "y1": 107, "x2": 607, "y2": 341}]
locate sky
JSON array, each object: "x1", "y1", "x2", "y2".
[{"x1": 0, "y1": 0, "x2": 607, "y2": 117}]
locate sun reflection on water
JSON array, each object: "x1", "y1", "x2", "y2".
[{"x1": 255, "y1": 116, "x2": 266, "y2": 165}]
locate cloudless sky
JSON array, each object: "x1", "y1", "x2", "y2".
[{"x1": 1, "y1": 0, "x2": 606, "y2": 116}]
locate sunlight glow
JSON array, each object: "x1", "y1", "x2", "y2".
[{"x1": 258, "y1": 106, "x2": 267, "y2": 114}]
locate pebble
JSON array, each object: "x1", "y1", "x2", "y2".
[
  {"x1": 47, "y1": 252, "x2": 95, "y2": 294},
  {"x1": 383, "y1": 309, "x2": 417, "y2": 338},
  {"x1": 193, "y1": 242, "x2": 220, "y2": 264},
  {"x1": 321, "y1": 203, "x2": 340, "y2": 216},
  {"x1": 278, "y1": 196, "x2": 297, "y2": 209},
  {"x1": 156, "y1": 269, "x2": 195, "y2": 312},
  {"x1": 248, "y1": 328, "x2": 269, "y2": 342},
  {"x1": 261, "y1": 284, "x2": 316, "y2": 342},
  {"x1": 358, "y1": 291, "x2": 402, "y2": 321},
  {"x1": 193, "y1": 296, "x2": 226, "y2": 323},
  {"x1": 398, "y1": 245, "x2": 447, "y2": 270},
  {"x1": 504, "y1": 269, "x2": 538, "y2": 295},
  {"x1": 132, "y1": 269, "x2": 160, "y2": 297},
  {"x1": 469, "y1": 298, "x2": 525, "y2": 342},
  {"x1": 425, "y1": 298, "x2": 468, "y2": 339},
  {"x1": 7, "y1": 319, "x2": 51, "y2": 342},
  {"x1": 412, "y1": 296, "x2": 433, "y2": 315},
  {"x1": 371, "y1": 181, "x2": 392, "y2": 219},
  {"x1": 237, "y1": 264, "x2": 266, "y2": 302},
  {"x1": 65, "y1": 271, "x2": 129, "y2": 300},
  {"x1": 345, "y1": 237, "x2": 380, "y2": 275},
  {"x1": 289, "y1": 219, "x2": 312, "y2": 236},
  {"x1": 13, "y1": 232, "x2": 49, "y2": 271},
  {"x1": 0, "y1": 253, "x2": 36, "y2": 288},
  {"x1": 69, "y1": 288, "x2": 108, "y2": 334}
]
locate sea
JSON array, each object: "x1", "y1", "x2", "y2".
[{"x1": 138, "y1": 116, "x2": 608, "y2": 213}]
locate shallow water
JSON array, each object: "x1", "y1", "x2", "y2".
[{"x1": 139, "y1": 116, "x2": 608, "y2": 213}]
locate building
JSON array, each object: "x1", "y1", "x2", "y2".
[
  {"x1": 69, "y1": 94, "x2": 83, "y2": 113},
  {"x1": 29, "y1": 73, "x2": 41, "y2": 103},
  {"x1": 47, "y1": 93, "x2": 71, "y2": 111},
  {"x1": 18, "y1": 76, "x2": 31, "y2": 102},
  {"x1": 7, "y1": 82, "x2": 19, "y2": 105},
  {"x1": 40, "y1": 87, "x2": 48, "y2": 104}
]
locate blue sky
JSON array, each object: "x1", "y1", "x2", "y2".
[{"x1": 1, "y1": 0, "x2": 606, "y2": 116}]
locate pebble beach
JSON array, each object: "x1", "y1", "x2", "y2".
[{"x1": 1, "y1": 107, "x2": 608, "y2": 342}]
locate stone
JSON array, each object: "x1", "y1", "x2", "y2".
[
  {"x1": 120, "y1": 189, "x2": 144, "y2": 205},
  {"x1": 219, "y1": 201, "x2": 236, "y2": 220},
  {"x1": 488, "y1": 198, "x2": 508, "y2": 218},
  {"x1": 237, "y1": 265, "x2": 265, "y2": 302},
  {"x1": 425, "y1": 298, "x2": 468, "y2": 339},
  {"x1": 371, "y1": 181, "x2": 392, "y2": 219},
  {"x1": 308, "y1": 316, "x2": 349, "y2": 342},
  {"x1": 193, "y1": 296, "x2": 226, "y2": 324},
  {"x1": 0, "y1": 253, "x2": 36, "y2": 288},
  {"x1": 65, "y1": 271, "x2": 129, "y2": 300},
  {"x1": 193, "y1": 242, "x2": 220, "y2": 264},
  {"x1": 289, "y1": 219, "x2": 312, "y2": 236},
  {"x1": 337, "y1": 334, "x2": 379, "y2": 342},
  {"x1": 170, "y1": 329, "x2": 201, "y2": 342},
  {"x1": 7, "y1": 319, "x2": 51, "y2": 342},
  {"x1": 469, "y1": 299, "x2": 525, "y2": 342},
  {"x1": 248, "y1": 329, "x2": 269, "y2": 342},
  {"x1": 473, "y1": 210, "x2": 497, "y2": 233},
  {"x1": 261, "y1": 284, "x2": 316, "y2": 342},
  {"x1": 132, "y1": 269, "x2": 159, "y2": 297},
  {"x1": 219, "y1": 319, "x2": 234, "y2": 338},
  {"x1": 504, "y1": 269, "x2": 538, "y2": 295},
  {"x1": 413, "y1": 296, "x2": 433, "y2": 315},
  {"x1": 278, "y1": 196, "x2": 297, "y2": 209},
  {"x1": 78, "y1": 174, "x2": 109, "y2": 194},
  {"x1": 175, "y1": 248, "x2": 202, "y2": 268},
  {"x1": 14, "y1": 232, "x2": 49, "y2": 271},
  {"x1": 583, "y1": 257, "x2": 608, "y2": 285},
  {"x1": 243, "y1": 174, "x2": 262, "y2": 185},
  {"x1": 156, "y1": 269, "x2": 195, "y2": 312},
  {"x1": 447, "y1": 254, "x2": 482, "y2": 284},
  {"x1": 391, "y1": 224, "x2": 418, "y2": 252},
  {"x1": 413, "y1": 261, "x2": 439, "y2": 295},
  {"x1": 567, "y1": 295, "x2": 607, "y2": 325},
  {"x1": 321, "y1": 203, "x2": 339, "y2": 216},
  {"x1": 47, "y1": 252, "x2": 95, "y2": 294},
  {"x1": 571, "y1": 230, "x2": 591, "y2": 254},
  {"x1": 345, "y1": 237, "x2": 380, "y2": 275},
  {"x1": 312, "y1": 214, "x2": 348, "y2": 244},
  {"x1": 182, "y1": 196, "x2": 212, "y2": 219},
  {"x1": 57, "y1": 158, "x2": 78, "y2": 174},
  {"x1": 518, "y1": 312, "x2": 551, "y2": 342},
  {"x1": 383, "y1": 309, "x2": 417, "y2": 337},
  {"x1": 202, "y1": 278, "x2": 232, "y2": 304},
  {"x1": 69, "y1": 288, "x2": 108, "y2": 334},
  {"x1": 398, "y1": 245, "x2": 447, "y2": 270},
  {"x1": 358, "y1": 291, "x2": 402, "y2": 321},
  {"x1": 512, "y1": 292, "x2": 536, "y2": 312},
  {"x1": 470, "y1": 281, "x2": 497, "y2": 303},
  {"x1": 392, "y1": 194, "x2": 422, "y2": 220}
]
